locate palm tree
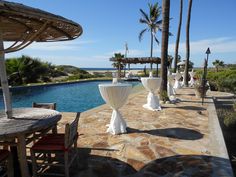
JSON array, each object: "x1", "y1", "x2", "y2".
[
  {"x1": 184, "y1": 0, "x2": 193, "y2": 87},
  {"x1": 173, "y1": 0, "x2": 183, "y2": 73},
  {"x1": 212, "y1": 59, "x2": 224, "y2": 72},
  {"x1": 112, "y1": 53, "x2": 125, "y2": 78},
  {"x1": 160, "y1": 0, "x2": 170, "y2": 94},
  {"x1": 139, "y1": 2, "x2": 162, "y2": 71}
]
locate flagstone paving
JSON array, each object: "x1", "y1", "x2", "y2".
[{"x1": 58, "y1": 87, "x2": 234, "y2": 177}]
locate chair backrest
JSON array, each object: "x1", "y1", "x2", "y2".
[
  {"x1": 32, "y1": 102, "x2": 56, "y2": 110},
  {"x1": 64, "y1": 112, "x2": 80, "y2": 148}
]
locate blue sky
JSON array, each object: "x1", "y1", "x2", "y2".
[{"x1": 5, "y1": 0, "x2": 236, "y2": 68}]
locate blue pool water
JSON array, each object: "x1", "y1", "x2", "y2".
[{"x1": 0, "y1": 81, "x2": 140, "y2": 112}]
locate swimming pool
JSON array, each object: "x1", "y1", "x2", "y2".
[{"x1": 0, "y1": 81, "x2": 140, "y2": 112}]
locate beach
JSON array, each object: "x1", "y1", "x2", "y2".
[{"x1": 84, "y1": 68, "x2": 143, "y2": 75}]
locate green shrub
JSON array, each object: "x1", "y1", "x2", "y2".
[
  {"x1": 224, "y1": 112, "x2": 236, "y2": 129},
  {"x1": 160, "y1": 90, "x2": 169, "y2": 102},
  {"x1": 206, "y1": 69, "x2": 236, "y2": 93}
]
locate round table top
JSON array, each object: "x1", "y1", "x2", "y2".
[
  {"x1": 98, "y1": 83, "x2": 132, "y2": 109},
  {"x1": 141, "y1": 77, "x2": 162, "y2": 91},
  {"x1": 0, "y1": 108, "x2": 61, "y2": 138}
]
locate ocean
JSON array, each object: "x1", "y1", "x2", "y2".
[{"x1": 81, "y1": 68, "x2": 144, "y2": 71}]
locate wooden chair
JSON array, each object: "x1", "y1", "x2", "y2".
[
  {"x1": 0, "y1": 150, "x2": 14, "y2": 177},
  {"x1": 32, "y1": 102, "x2": 56, "y2": 110},
  {"x1": 32, "y1": 102, "x2": 57, "y2": 135},
  {"x1": 30, "y1": 112, "x2": 80, "y2": 177}
]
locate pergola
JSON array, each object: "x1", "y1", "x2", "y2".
[
  {"x1": 110, "y1": 57, "x2": 161, "y2": 75},
  {"x1": 0, "y1": 0, "x2": 83, "y2": 118}
]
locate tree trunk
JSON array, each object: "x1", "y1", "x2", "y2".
[
  {"x1": 160, "y1": 0, "x2": 170, "y2": 93},
  {"x1": 174, "y1": 0, "x2": 183, "y2": 73},
  {"x1": 150, "y1": 30, "x2": 153, "y2": 71},
  {"x1": 184, "y1": 0, "x2": 193, "y2": 87}
]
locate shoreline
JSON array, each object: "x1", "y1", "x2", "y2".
[{"x1": 86, "y1": 69, "x2": 143, "y2": 75}]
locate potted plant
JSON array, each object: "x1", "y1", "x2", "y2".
[{"x1": 194, "y1": 80, "x2": 209, "y2": 98}]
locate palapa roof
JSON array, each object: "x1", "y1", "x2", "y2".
[
  {"x1": 0, "y1": 0, "x2": 83, "y2": 53},
  {"x1": 110, "y1": 57, "x2": 161, "y2": 64}
]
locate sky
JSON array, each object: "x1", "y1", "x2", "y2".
[{"x1": 5, "y1": 0, "x2": 236, "y2": 68}]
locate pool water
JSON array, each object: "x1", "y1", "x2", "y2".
[{"x1": 0, "y1": 81, "x2": 140, "y2": 112}]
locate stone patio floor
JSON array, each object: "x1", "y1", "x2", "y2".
[{"x1": 57, "y1": 87, "x2": 234, "y2": 177}]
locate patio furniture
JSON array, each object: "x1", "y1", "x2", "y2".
[
  {"x1": 31, "y1": 112, "x2": 80, "y2": 177},
  {"x1": 0, "y1": 150, "x2": 14, "y2": 177},
  {"x1": 0, "y1": 1, "x2": 83, "y2": 119},
  {"x1": 32, "y1": 102, "x2": 56, "y2": 110},
  {"x1": 32, "y1": 102, "x2": 57, "y2": 133},
  {"x1": 189, "y1": 70, "x2": 196, "y2": 87},
  {"x1": 173, "y1": 72, "x2": 182, "y2": 89},
  {"x1": 180, "y1": 71, "x2": 185, "y2": 87},
  {"x1": 168, "y1": 74, "x2": 176, "y2": 97},
  {"x1": 98, "y1": 83, "x2": 132, "y2": 135},
  {"x1": 0, "y1": 108, "x2": 61, "y2": 177},
  {"x1": 141, "y1": 77, "x2": 162, "y2": 111}
]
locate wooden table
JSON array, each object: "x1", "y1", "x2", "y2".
[{"x1": 0, "y1": 108, "x2": 62, "y2": 177}]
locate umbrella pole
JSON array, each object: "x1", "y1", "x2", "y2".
[{"x1": 0, "y1": 32, "x2": 12, "y2": 118}]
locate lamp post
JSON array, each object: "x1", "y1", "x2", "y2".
[
  {"x1": 206, "y1": 47, "x2": 211, "y2": 65},
  {"x1": 202, "y1": 47, "x2": 211, "y2": 105}
]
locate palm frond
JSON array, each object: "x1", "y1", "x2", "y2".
[
  {"x1": 153, "y1": 34, "x2": 160, "y2": 45},
  {"x1": 139, "y1": 18, "x2": 149, "y2": 24},
  {"x1": 155, "y1": 20, "x2": 162, "y2": 25},
  {"x1": 168, "y1": 32, "x2": 173, "y2": 36},
  {"x1": 153, "y1": 25, "x2": 161, "y2": 33},
  {"x1": 139, "y1": 9, "x2": 150, "y2": 23},
  {"x1": 139, "y1": 28, "x2": 147, "y2": 42}
]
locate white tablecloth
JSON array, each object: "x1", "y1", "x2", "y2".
[
  {"x1": 99, "y1": 83, "x2": 132, "y2": 135},
  {"x1": 168, "y1": 74, "x2": 176, "y2": 99},
  {"x1": 141, "y1": 77, "x2": 162, "y2": 111},
  {"x1": 189, "y1": 71, "x2": 196, "y2": 87},
  {"x1": 173, "y1": 72, "x2": 182, "y2": 89}
]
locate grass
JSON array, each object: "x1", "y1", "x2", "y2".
[{"x1": 215, "y1": 98, "x2": 236, "y2": 175}]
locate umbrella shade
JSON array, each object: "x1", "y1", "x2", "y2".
[
  {"x1": 0, "y1": 0, "x2": 83, "y2": 52},
  {"x1": 0, "y1": 0, "x2": 83, "y2": 118}
]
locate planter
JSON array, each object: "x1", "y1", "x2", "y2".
[{"x1": 194, "y1": 86, "x2": 208, "y2": 98}]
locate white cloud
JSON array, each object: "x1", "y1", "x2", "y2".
[
  {"x1": 107, "y1": 49, "x2": 147, "y2": 57},
  {"x1": 4, "y1": 40, "x2": 97, "y2": 51},
  {"x1": 168, "y1": 37, "x2": 236, "y2": 54}
]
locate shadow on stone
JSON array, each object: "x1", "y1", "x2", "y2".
[
  {"x1": 176, "y1": 105, "x2": 206, "y2": 111},
  {"x1": 176, "y1": 93, "x2": 195, "y2": 96},
  {"x1": 127, "y1": 127, "x2": 203, "y2": 140},
  {"x1": 180, "y1": 100, "x2": 212, "y2": 104},
  {"x1": 73, "y1": 147, "x2": 137, "y2": 177},
  {"x1": 125, "y1": 155, "x2": 234, "y2": 177}
]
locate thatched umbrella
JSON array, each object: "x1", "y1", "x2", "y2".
[{"x1": 0, "y1": 0, "x2": 83, "y2": 118}]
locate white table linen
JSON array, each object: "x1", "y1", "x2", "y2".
[
  {"x1": 99, "y1": 83, "x2": 132, "y2": 135},
  {"x1": 168, "y1": 74, "x2": 176, "y2": 96},
  {"x1": 189, "y1": 71, "x2": 196, "y2": 87},
  {"x1": 141, "y1": 77, "x2": 162, "y2": 111},
  {"x1": 180, "y1": 72, "x2": 185, "y2": 87},
  {"x1": 173, "y1": 72, "x2": 182, "y2": 89}
]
